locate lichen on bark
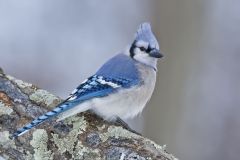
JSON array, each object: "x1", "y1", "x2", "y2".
[{"x1": 0, "y1": 68, "x2": 177, "y2": 160}]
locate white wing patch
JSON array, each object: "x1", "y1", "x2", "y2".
[
  {"x1": 97, "y1": 76, "x2": 121, "y2": 88},
  {"x1": 81, "y1": 78, "x2": 88, "y2": 84},
  {"x1": 68, "y1": 95, "x2": 77, "y2": 101},
  {"x1": 70, "y1": 78, "x2": 89, "y2": 95},
  {"x1": 71, "y1": 89, "x2": 78, "y2": 95}
]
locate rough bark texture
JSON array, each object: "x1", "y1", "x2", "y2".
[{"x1": 0, "y1": 68, "x2": 177, "y2": 160}]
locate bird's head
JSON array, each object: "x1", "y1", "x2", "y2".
[{"x1": 129, "y1": 23, "x2": 163, "y2": 70}]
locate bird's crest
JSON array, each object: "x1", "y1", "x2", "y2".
[{"x1": 135, "y1": 22, "x2": 159, "y2": 50}]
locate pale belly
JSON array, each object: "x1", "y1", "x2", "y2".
[{"x1": 92, "y1": 64, "x2": 156, "y2": 120}]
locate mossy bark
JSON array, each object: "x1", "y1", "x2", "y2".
[{"x1": 0, "y1": 68, "x2": 177, "y2": 160}]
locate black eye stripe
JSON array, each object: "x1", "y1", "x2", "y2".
[
  {"x1": 146, "y1": 46, "x2": 151, "y2": 52},
  {"x1": 130, "y1": 40, "x2": 153, "y2": 58},
  {"x1": 139, "y1": 45, "x2": 152, "y2": 53},
  {"x1": 139, "y1": 47, "x2": 146, "y2": 51},
  {"x1": 130, "y1": 40, "x2": 137, "y2": 58}
]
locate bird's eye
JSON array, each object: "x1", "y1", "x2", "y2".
[{"x1": 139, "y1": 47, "x2": 146, "y2": 51}]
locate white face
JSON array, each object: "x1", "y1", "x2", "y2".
[{"x1": 129, "y1": 40, "x2": 159, "y2": 70}]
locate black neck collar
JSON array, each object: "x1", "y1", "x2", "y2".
[{"x1": 129, "y1": 40, "x2": 137, "y2": 58}]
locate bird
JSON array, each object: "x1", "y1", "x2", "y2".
[{"x1": 11, "y1": 22, "x2": 163, "y2": 139}]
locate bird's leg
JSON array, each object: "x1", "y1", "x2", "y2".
[{"x1": 115, "y1": 117, "x2": 142, "y2": 136}]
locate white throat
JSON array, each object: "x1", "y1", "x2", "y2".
[{"x1": 134, "y1": 54, "x2": 158, "y2": 71}]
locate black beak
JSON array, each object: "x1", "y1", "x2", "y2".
[{"x1": 149, "y1": 49, "x2": 163, "y2": 58}]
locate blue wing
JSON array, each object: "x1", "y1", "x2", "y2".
[{"x1": 11, "y1": 75, "x2": 133, "y2": 139}]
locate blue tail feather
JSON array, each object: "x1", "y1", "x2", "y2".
[
  {"x1": 10, "y1": 74, "x2": 121, "y2": 139},
  {"x1": 10, "y1": 103, "x2": 71, "y2": 139}
]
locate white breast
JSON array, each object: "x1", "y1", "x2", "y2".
[{"x1": 92, "y1": 63, "x2": 156, "y2": 121}]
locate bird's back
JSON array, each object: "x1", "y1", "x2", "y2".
[{"x1": 96, "y1": 54, "x2": 140, "y2": 87}]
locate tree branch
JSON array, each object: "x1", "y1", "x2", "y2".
[{"x1": 0, "y1": 68, "x2": 177, "y2": 160}]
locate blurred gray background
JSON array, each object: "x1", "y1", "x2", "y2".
[{"x1": 0, "y1": 1, "x2": 240, "y2": 160}]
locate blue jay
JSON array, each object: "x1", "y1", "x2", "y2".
[{"x1": 11, "y1": 22, "x2": 163, "y2": 139}]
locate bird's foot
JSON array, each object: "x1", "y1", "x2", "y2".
[{"x1": 115, "y1": 117, "x2": 142, "y2": 136}]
